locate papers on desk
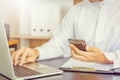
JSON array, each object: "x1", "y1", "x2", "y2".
[{"x1": 60, "y1": 58, "x2": 120, "y2": 73}]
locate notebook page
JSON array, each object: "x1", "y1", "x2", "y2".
[{"x1": 61, "y1": 58, "x2": 113, "y2": 71}]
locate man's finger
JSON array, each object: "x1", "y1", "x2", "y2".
[
  {"x1": 70, "y1": 44, "x2": 87, "y2": 56},
  {"x1": 19, "y1": 48, "x2": 31, "y2": 66},
  {"x1": 72, "y1": 50, "x2": 88, "y2": 62},
  {"x1": 11, "y1": 51, "x2": 17, "y2": 64},
  {"x1": 86, "y1": 46, "x2": 100, "y2": 52},
  {"x1": 25, "y1": 57, "x2": 35, "y2": 63},
  {"x1": 13, "y1": 47, "x2": 26, "y2": 65}
]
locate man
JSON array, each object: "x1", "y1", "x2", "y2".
[{"x1": 12, "y1": 0, "x2": 120, "y2": 66}]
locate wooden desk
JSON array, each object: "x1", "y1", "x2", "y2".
[
  {"x1": 8, "y1": 39, "x2": 19, "y2": 50},
  {"x1": 1, "y1": 57, "x2": 120, "y2": 80}
]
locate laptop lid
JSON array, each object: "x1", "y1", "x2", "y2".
[
  {"x1": 0, "y1": 22, "x2": 63, "y2": 80},
  {"x1": 0, "y1": 22, "x2": 16, "y2": 79}
]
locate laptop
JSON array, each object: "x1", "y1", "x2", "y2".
[{"x1": 0, "y1": 22, "x2": 63, "y2": 80}]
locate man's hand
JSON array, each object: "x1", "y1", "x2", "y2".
[
  {"x1": 12, "y1": 47, "x2": 39, "y2": 66},
  {"x1": 70, "y1": 44, "x2": 113, "y2": 64}
]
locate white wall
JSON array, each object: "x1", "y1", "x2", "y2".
[
  {"x1": 0, "y1": 0, "x2": 3, "y2": 21},
  {"x1": 0, "y1": 0, "x2": 20, "y2": 35},
  {"x1": 1, "y1": 0, "x2": 73, "y2": 35},
  {"x1": 18, "y1": 0, "x2": 74, "y2": 47},
  {"x1": 2, "y1": 0, "x2": 74, "y2": 47},
  {"x1": 19, "y1": 0, "x2": 73, "y2": 35}
]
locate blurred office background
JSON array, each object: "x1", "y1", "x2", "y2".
[{"x1": 1, "y1": 0, "x2": 74, "y2": 48}]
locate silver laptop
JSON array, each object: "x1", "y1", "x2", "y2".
[{"x1": 0, "y1": 22, "x2": 63, "y2": 80}]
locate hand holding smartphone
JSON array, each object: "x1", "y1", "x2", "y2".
[{"x1": 68, "y1": 39, "x2": 87, "y2": 51}]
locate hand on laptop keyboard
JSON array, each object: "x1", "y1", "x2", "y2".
[{"x1": 12, "y1": 47, "x2": 39, "y2": 66}]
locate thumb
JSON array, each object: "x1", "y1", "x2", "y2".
[{"x1": 86, "y1": 46, "x2": 100, "y2": 52}]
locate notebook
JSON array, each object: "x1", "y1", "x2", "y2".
[
  {"x1": 0, "y1": 22, "x2": 63, "y2": 80},
  {"x1": 60, "y1": 58, "x2": 120, "y2": 74}
]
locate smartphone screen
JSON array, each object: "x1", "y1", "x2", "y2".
[{"x1": 68, "y1": 39, "x2": 86, "y2": 51}]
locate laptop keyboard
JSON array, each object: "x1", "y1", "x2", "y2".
[{"x1": 13, "y1": 65, "x2": 41, "y2": 77}]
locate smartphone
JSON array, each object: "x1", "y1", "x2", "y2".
[{"x1": 68, "y1": 39, "x2": 86, "y2": 51}]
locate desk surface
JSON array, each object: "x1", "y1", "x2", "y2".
[{"x1": 0, "y1": 57, "x2": 120, "y2": 80}]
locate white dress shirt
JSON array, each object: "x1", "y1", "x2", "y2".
[{"x1": 36, "y1": 0, "x2": 120, "y2": 62}]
